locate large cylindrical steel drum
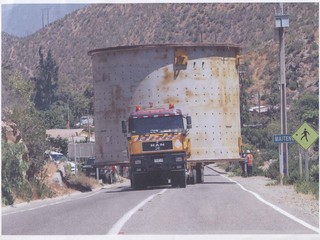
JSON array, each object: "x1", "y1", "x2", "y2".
[{"x1": 88, "y1": 43, "x2": 242, "y2": 165}]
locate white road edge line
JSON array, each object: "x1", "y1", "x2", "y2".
[
  {"x1": 221, "y1": 174, "x2": 320, "y2": 234},
  {"x1": 107, "y1": 188, "x2": 168, "y2": 234},
  {"x1": 2, "y1": 189, "x2": 103, "y2": 216}
]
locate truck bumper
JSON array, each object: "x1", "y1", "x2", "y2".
[
  {"x1": 131, "y1": 152, "x2": 186, "y2": 174},
  {"x1": 130, "y1": 152, "x2": 186, "y2": 187}
]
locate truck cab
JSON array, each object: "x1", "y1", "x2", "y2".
[{"x1": 122, "y1": 104, "x2": 191, "y2": 189}]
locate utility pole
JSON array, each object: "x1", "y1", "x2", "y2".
[
  {"x1": 275, "y1": 3, "x2": 289, "y2": 179},
  {"x1": 66, "y1": 99, "x2": 70, "y2": 129},
  {"x1": 41, "y1": 8, "x2": 50, "y2": 28}
]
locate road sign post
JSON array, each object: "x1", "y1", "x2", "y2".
[
  {"x1": 305, "y1": 149, "x2": 310, "y2": 181},
  {"x1": 298, "y1": 146, "x2": 302, "y2": 178},
  {"x1": 273, "y1": 134, "x2": 295, "y2": 185}
]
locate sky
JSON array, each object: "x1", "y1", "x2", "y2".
[{"x1": 1, "y1": 3, "x2": 88, "y2": 37}]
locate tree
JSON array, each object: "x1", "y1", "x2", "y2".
[
  {"x1": 2, "y1": 65, "x2": 35, "y2": 117},
  {"x1": 83, "y1": 85, "x2": 94, "y2": 115},
  {"x1": 239, "y1": 63, "x2": 253, "y2": 127},
  {"x1": 70, "y1": 91, "x2": 92, "y2": 123},
  {"x1": 292, "y1": 93, "x2": 318, "y2": 127},
  {"x1": 10, "y1": 107, "x2": 49, "y2": 180},
  {"x1": 33, "y1": 47, "x2": 59, "y2": 111},
  {"x1": 37, "y1": 101, "x2": 69, "y2": 129}
]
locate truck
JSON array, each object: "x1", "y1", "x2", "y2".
[
  {"x1": 121, "y1": 103, "x2": 192, "y2": 189},
  {"x1": 88, "y1": 43, "x2": 243, "y2": 189}
]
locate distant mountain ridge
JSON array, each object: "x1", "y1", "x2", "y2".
[
  {"x1": 2, "y1": 3, "x2": 319, "y2": 103},
  {"x1": 2, "y1": 4, "x2": 88, "y2": 37}
]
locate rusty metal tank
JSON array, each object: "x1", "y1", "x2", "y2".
[{"x1": 88, "y1": 43, "x2": 242, "y2": 165}]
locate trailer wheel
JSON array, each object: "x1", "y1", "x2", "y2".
[
  {"x1": 200, "y1": 167, "x2": 204, "y2": 183},
  {"x1": 102, "y1": 175, "x2": 108, "y2": 184},
  {"x1": 102, "y1": 173, "x2": 112, "y2": 184},
  {"x1": 108, "y1": 174, "x2": 112, "y2": 184},
  {"x1": 192, "y1": 169, "x2": 197, "y2": 184},
  {"x1": 196, "y1": 164, "x2": 204, "y2": 183}
]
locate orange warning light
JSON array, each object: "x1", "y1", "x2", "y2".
[{"x1": 169, "y1": 103, "x2": 174, "y2": 109}]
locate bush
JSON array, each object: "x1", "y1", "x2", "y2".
[
  {"x1": 15, "y1": 180, "x2": 33, "y2": 202},
  {"x1": 1, "y1": 142, "x2": 29, "y2": 205},
  {"x1": 226, "y1": 162, "x2": 243, "y2": 176},
  {"x1": 32, "y1": 178, "x2": 54, "y2": 199},
  {"x1": 310, "y1": 164, "x2": 319, "y2": 182},
  {"x1": 66, "y1": 174, "x2": 99, "y2": 192},
  {"x1": 264, "y1": 160, "x2": 280, "y2": 180},
  {"x1": 294, "y1": 180, "x2": 319, "y2": 199},
  {"x1": 284, "y1": 170, "x2": 301, "y2": 185},
  {"x1": 253, "y1": 164, "x2": 264, "y2": 176}
]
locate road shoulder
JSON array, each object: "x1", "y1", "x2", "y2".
[{"x1": 208, "y1": 164, "x2": 319, "y2": 229}]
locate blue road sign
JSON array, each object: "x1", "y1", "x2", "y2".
[{"x1": 273, "y1": 134, "x2": 295, "y2": 143}]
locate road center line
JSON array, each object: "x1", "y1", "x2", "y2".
[
  {"x1": 107, "y1": 189, "x2": 168, "y2": 234},
  {"x1": 221, "y1": 174, "x2": 320, "y2": 234}
]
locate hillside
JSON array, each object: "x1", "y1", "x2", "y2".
[{"x1": 2, "y1": 3, "x2": 319, "y2": 103}]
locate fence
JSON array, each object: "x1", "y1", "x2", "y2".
[{"x1": 68, "y1": 142, "x2": 95, "y2": 160}]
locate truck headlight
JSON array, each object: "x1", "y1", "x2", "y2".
[
  {"x1": 135, "y1": 160, "x2": 141, "y2": 165},
  {"x1": 176, "y1": 157, "x2": 183, "y2": 162}
]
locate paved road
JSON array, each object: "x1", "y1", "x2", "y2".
[{"x1": 2, "y1": 167, "x2": 319, "y2": 235}]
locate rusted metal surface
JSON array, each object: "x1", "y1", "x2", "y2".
[{"x1": 89, "y1": 43, "x2": 242, "y2": 165}]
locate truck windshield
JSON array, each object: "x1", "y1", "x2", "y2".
[{"x1": 129, "y1": 116, "x2": 184, "y2": 134}]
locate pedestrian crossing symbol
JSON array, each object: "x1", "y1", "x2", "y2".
[{"x1": 292, "y1": 122, "x2": 319, "y2": 150}]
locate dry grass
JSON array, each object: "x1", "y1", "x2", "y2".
[{"x1": 67, "y1": 174, "x2": 100, "y2": 192}]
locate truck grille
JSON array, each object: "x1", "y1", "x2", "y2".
[{"x1": 142, "y1": 141, "x2": 173, "y2": 152}]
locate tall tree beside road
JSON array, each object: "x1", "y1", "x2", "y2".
[{"x1": 33, "y1": 47, "x2": 59, "y2": 111}]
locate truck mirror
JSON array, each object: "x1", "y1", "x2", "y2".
[
  {"x1": 121, "y1": 120, "x2": 127, "y2": 133},
  {"x1": 186, "y1": 116, "x2": 192, "y2": 129}
]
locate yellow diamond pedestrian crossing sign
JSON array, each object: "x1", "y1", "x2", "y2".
[{"x1": 292, "y1": 122, "x2": 319, "y2": 150}]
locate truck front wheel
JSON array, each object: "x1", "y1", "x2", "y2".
[
  {"x1": 132, "y1": 174, "x2": 145, "y2": 190},
  {"x1": 179, "y1": 171, "x2": 187, "y2": 188},
  {"x1": 172, "y1": 171, "x2": 186, "y2": 188}
]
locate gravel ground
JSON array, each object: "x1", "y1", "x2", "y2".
[{"x1": 208, "y1": 164, "x2": 319, "y2": 229}]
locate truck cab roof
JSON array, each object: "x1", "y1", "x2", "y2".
[{"x1": 129, "y1": 108, "x2": 182, "y2": 119}]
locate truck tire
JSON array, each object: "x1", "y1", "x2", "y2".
[
  {"x1": 133, "y1": 174, "x2": 145, "y2": 190},
  {"x1": 179, "y1": 171, "x2": 187, "y2": 188},
  {"x1": 172, "y1": 171, "x2": 186, "y2": 188}
]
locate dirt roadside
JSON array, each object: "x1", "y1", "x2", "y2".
[{"x1": 208, "y1": 164, "x2": 319, "y2": 229}]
